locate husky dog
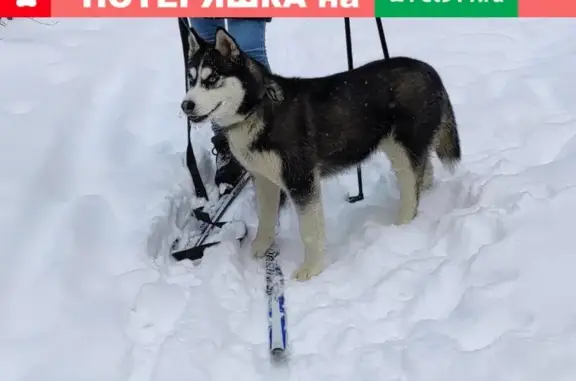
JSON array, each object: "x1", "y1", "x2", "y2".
[{"x1": 181, "y1": 27, "x2": 461, "y2": 281}]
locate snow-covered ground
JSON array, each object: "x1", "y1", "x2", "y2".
[{"x1": 1, "y1": 17, "x2": 576, "y2": 381}]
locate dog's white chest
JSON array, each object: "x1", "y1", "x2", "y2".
[
  {"x1": 226, "y1": 128, "x2": 283, "y2": 185},
  {"x1": 226, "y1": 128, "x2": 253, "y2": 165}
]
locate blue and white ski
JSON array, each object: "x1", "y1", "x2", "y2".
[{"x1": 265, "y1": 245, "x2": 287, "y2": 360}]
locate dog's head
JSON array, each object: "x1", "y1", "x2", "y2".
[{"x1": 180, "y1": 26, "x2": 282, "y2": 128}]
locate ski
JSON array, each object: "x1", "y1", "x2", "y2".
[
  {"x1": 170, "y1": 171, "x2": 251, "y2": 261},
  {"x1": 265, "y1": 244, "x2": 287, "y2": 360}
]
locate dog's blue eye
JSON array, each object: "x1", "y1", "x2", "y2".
[{"x1": 207, "y1": 74, "x2": 219, "y2": 84}]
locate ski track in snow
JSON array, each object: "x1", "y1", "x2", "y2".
[{"x1": 1, "y1": 18, "x2": 576, "y2": 381}]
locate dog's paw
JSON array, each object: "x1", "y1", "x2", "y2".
[
  {"x1": 394, "y1": 216, "x2": 412, "y2": 226},
  {"x1": 292, "y1": 260, "x2": 324, "y2": 281},
  {"x1": 394, "y1": 209, "x2": 417, "y2": 226},
  {"x1": 251, "y1": 236, "x2": 273, "y2": 259}
]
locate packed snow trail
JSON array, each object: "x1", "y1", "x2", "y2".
[{"x1": 1, "y1": 17, "x2": 576, "y2": 381}]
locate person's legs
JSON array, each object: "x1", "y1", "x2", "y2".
[
  {"x1": 227, "y1": 18, "x2": 270, "y2": 69},
  {"x1": 186, "y1": 19, "x2": 271, "y2": 196},
  {"x1": 188, "y1": 18, "x2": 244, "y2": 195},
  {"x1": 197, "y1": 19, "x2": 271, "y2": 195},
  {"x1": 188, "y1": 18, "x2": 224, "y2": 43},
  {"x1": 191, "y1": 18, "x2": 269, "y2": 67}
]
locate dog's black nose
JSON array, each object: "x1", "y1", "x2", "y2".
[{"x1": 181, "y1": 100, "x2": 195, "y2": 113}]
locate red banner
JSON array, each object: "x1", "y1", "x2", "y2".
[{"x1": 0, "y1": 0, "x2": 51, "y2": 17}]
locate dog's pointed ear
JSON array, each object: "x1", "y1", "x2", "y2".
[
  {"x1": 214, "y1": 27, "x2": 241, "y2": 59},
  {"x1": 187, "y1": 27, "x2": 205, "y2": 58}
]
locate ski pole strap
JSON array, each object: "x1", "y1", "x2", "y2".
[{"x1": 172, "y1": 241, "x2": 220, "y2": 261}]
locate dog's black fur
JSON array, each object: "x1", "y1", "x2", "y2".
[{"x1": 252, "y1": 56, "x2": 461, "y2": 206}]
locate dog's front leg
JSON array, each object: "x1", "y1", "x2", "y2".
[
  {"x1": 251, "y1": 173, "x2": 281, "y2": 259},
  {"x1": 290, "y1": 173, "x2": 325, "y2": 281}
]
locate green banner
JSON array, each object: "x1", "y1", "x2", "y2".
[{"x1": 374, "y1": 0, "x2": 519, "y2": 17}]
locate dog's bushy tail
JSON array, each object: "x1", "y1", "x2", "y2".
[{"x1": 434, "y1": 91, "x2": 461, "y2": 173}]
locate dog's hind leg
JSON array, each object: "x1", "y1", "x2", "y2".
[
  {"x1": 379, "y1": 138, "x2": 421, "y2": 225},
  {"x1": 286, "y1": 170, "x2": 325, "y2": 281},
  {"x1": 421, "y1": 153, "x2": 434, "y2": 191},
  {"x1": 251, "y1": 173, "x2": 282, "y2": 259}
]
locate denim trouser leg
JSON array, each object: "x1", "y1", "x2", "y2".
[
  {"x1": 226, "y1": 19, "x2": 270, "y2": 70},
  {"x1": 188, "y1": 18, "x2": 225, "y2": 45}
]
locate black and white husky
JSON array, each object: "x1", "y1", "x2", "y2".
[{"x1": 181, "y1": 27, "x2": 462, "y2": 281}]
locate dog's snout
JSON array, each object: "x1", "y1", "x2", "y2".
[{"x1": 181, "y1": 100, "x2": 195, "y2": 113}]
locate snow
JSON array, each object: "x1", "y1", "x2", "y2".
[{"x1": 1, "y1": 17, "x2": 576, "y2": 381}]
